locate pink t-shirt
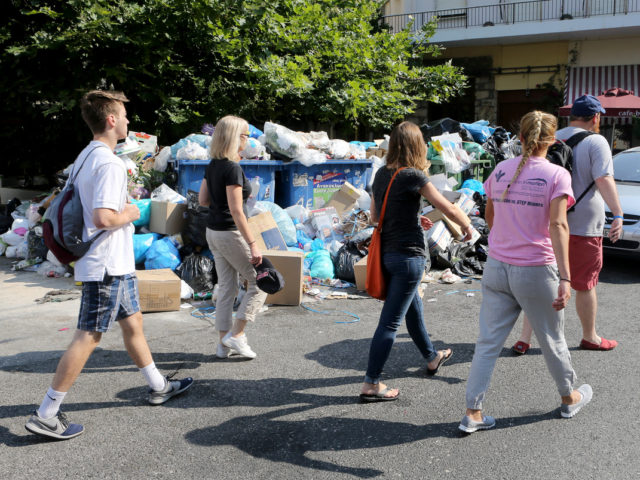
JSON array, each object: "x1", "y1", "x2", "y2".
[{"x1": 484, "y1": 155, "x2": 575, "y2": 266}]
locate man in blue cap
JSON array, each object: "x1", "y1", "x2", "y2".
[{"x1": 514, "y1": 94, "x2": 623, "y2": 353}]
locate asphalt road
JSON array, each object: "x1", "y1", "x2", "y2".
[{"x1": 1, "y1": 254, "x2": 639, "y2": 480}]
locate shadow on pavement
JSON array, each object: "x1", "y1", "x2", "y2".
[
  {"x1": 601, "y1": 253, "x2": 640, "y2": 284},
  {"x1": 304, "y1": 334, "x2": 519, "y2": 382},
  {"x1": 184, "y1": 401, "x2": 560, "y2": 478},
  {"x1": 0, "y1": 349, "x2": 210, "y2": 374}
]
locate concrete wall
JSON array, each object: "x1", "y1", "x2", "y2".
[{"x1": 573, "y1": 37, "x2": 640, "y2": 66}]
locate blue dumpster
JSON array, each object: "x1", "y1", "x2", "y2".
[
  {"x1": 276, "y1": 159, "x2": 372, "y2": 209},
  {"x1": 175, "y1": 159, "x2": 281, "y2": 202}
]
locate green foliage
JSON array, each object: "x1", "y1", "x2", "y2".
[{"x1": 1, "y1": 0, "x2": 466, "y2": 182}]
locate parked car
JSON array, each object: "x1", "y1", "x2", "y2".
[{"x1": 603, "y1": 146, "x2": 640, "y2": 254}]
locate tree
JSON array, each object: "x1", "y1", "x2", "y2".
[{"x1": 1, "y1": 0, "x2": 466, "y2": 182}]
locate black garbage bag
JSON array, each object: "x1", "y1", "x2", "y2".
[
  {"x1": 4, "y1": 197, "x2": 21, "y2": 217},
  {"x1": 434, "y1": 242, "x2": 485, "y2": 276},
  {"x1": 27, "y1": 230, "x2": 48, "y2": 260},
  {"x1": 474, "y1": 243, "x2": 488, "y2": 263},
  {"x1": 0, "y1": 213, "x2": 12, "y2": 234},
  {"x1": 483, "y1": 127, "x2": 521, "y2": 164},
  {"x1": 176, "y1": 253, "x2": 217, "y2": 293},
  {"x1": 334, "y1": 242, "x2": 365, "y2": 283},
  {"x1": 420, "y1": 118, "x2": 473, "y2": 143},
  {"x1": 182, "y1": 206, "x2": 209, "y2": 248}
]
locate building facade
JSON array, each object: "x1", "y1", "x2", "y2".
[{"x1": 383, "y1": 0, "x2": 640, "y2": 148}]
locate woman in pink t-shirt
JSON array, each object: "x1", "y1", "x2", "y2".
[{"x1": 459, "y1": 111, "x2": 593, "y2": 434}]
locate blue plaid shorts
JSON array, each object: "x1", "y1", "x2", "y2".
[{"x1": 77, "y1": 273, "x2": 140, "y2": 333}]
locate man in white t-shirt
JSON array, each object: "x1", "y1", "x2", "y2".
[{"x1": 25, "y1": 90, "x2": 193, "y2": 440}]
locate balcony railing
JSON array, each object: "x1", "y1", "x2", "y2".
[{"x1": 383, "y1": 0, "x2": 640, "y2": 33}]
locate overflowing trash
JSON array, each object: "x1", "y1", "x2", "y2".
[{"x1": 2, "y1": 114, "x2": 521, "y2": 309}]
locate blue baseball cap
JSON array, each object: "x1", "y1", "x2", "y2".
[{"x1": 571, "y1": 94, "x2": 606, "y2": 116}]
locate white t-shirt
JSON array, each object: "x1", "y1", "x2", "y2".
[{"x1": 71, "y1": 140, "x2": 135, "y2": 281}]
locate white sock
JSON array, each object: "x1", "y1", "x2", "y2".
[
  {"x1": 37, "y1": 387, "x2": 67, "y2": 420},
  {"x1": 140, "y1": 363, "x2": 167, "y2": 392}
]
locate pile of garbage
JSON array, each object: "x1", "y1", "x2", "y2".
[{"x1": 1, "y1": 115, "x2": 518, "y2": 303}]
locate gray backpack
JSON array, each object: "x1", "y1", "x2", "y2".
[{"x1": 43, "y1": 146, "x2": 107, "y2": 264}]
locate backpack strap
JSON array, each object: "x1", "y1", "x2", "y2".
[
  {"x1": 564, "y1": 130, "x2": 595, "y2": 149},
  {"x1": 565, "y1": 131, "x2": 597, "y2": 213},
  {"x1": 67, "y1": 145, "x2": 110, "y2": 240},
  {"x1": 68, "y1": 146, "x2": 107, "y2": 185}
]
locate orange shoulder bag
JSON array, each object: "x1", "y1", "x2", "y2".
[{"x1": 366, "y1": 167, "x2": 405, "y2": 300}]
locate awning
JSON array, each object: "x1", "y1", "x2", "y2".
[{"x1": 564, "y1": 65, "x2": 640, "y2": 124}]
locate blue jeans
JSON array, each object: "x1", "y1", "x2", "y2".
[{"x1": 364, "y1": 252, "x2": 438, "y2": 384}]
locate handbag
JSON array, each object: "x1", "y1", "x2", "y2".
[{"x1": 366, "y1": 167, "x2": 406, "y2": 300}]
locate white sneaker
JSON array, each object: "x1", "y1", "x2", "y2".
[
  {"x1": 215, "y1": 343, "x2": 238, "y2": 359},
  {"x1": 222, "y1": 332, "x2": 257, "y2": 359}
]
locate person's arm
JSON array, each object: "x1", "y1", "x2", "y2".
[
  {"x1": 420, "y1": 182, "x2": 473, "y2": 241},
  {"x1": 227, "y1": 185, "x2": 261, "y2": 265},
  {"x1": 93, "y1": 204, "x2": 139, "y2": 230},
  {"x1": 485, "y1": 198, "x2": 494, "y2": 230},
  {"x1": 370, "y1": 193, "x2": 378, "y2": 224},
  {"x1": 595, "y1": 175, "x2": 623, "y2": 243},
  {"x1": 198, "y1": 179, "x2": 210, "y2": 207},
  {"x1": 549, "y1": 195, "x2": 571, "y2": 311}
]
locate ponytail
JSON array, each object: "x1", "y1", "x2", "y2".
[{"x1": 500, "y1": 110, "x2": 554, "y2": 200}]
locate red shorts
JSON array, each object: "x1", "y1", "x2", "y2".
[{"x1": 569, "y1": 235, "x2": 603, "y2": 291}]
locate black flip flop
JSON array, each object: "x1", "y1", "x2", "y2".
[
  {"x1": 426, "y1": 349, "x2": 453, "y2": 376},
  {"x1": 359, "y1": 387, "x2": 399, "y2": 403}
]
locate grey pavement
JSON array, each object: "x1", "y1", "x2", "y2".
[{"x1": 1, "y1": 255, "x2": 639, "y2": 479}]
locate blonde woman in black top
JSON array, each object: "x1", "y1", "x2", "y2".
[{"x1": 199, "y1": 115, "x2": 267, "y2": 359}]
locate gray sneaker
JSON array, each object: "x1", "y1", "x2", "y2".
[
  {"x1": 458, "y1": 414, "x2": 496, "y2": 433},
  {"x1": 561, "y1": 384, "x2": 593, "y2": 418},
  {"x1": 148, "y1": 376, "x2": 194, "y2": 405},
  {"x1": 25, "y1": 410, "x2": 84, "y2": 440}
]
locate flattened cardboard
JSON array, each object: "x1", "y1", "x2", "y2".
[
  {"x1": 263, "y1": 250, "x2": 304, "y2": 305},
  {"x1": 136, "y1": 269, "x2": 181, "y2": 312},
  {"x1": 326, "y1": 181, "x2": 361, "y2": 216},
  {"x1": 425, "y1": 209, "x2": 464, "y2": 241},
  {"x1": 149, "y1": 201, "x2": 187, "y2": 235},
  {"x1": 247, "y1": 212, "x2": 288, "y2": 251}
]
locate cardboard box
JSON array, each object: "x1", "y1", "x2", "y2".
[
  {"x1": 354, "y1": 256, "x2": 368, "y2": 291},
  {"x1": 425, "y1": 209, "x2": 464, "y2": 241},
  {"x1": 264, "y1": 250, "x2": 304, "y2": 305},
  {"x1": 425, "y1": 220, "x2": 453, "y2": 254},
  {"x1": 136, "y1": 269, "x2": 181, "y2": 312},
  {"x1": 326, "y1": 181, "x2": 361, "y2": 216},
  {"x1": 247, "y1": 212, "x2": 288, "y2": 251},
  {"x1": 149, "y1": 201, "x2": 187, "y2": 235},
  {"x1": 366, "y1": 147, "x2": 387, "y2": 158}
]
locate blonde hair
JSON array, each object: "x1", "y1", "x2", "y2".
[
  {"x1": 210, "y1": 115, "x2": 249, "y2": 162},
  {"x1": 385, "y1": 121, "x2": 428, "y2": 172},
  {"x1": 501, "y1": 110, "x2": 557, "y2": 200}
]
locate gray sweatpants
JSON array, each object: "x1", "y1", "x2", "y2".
[
  {"x1": 206, "y1": 228, "x2": 267, "y2": 332},
  {"x1": 465, "y1": 256, "x2": 577, "y2": 410}
]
